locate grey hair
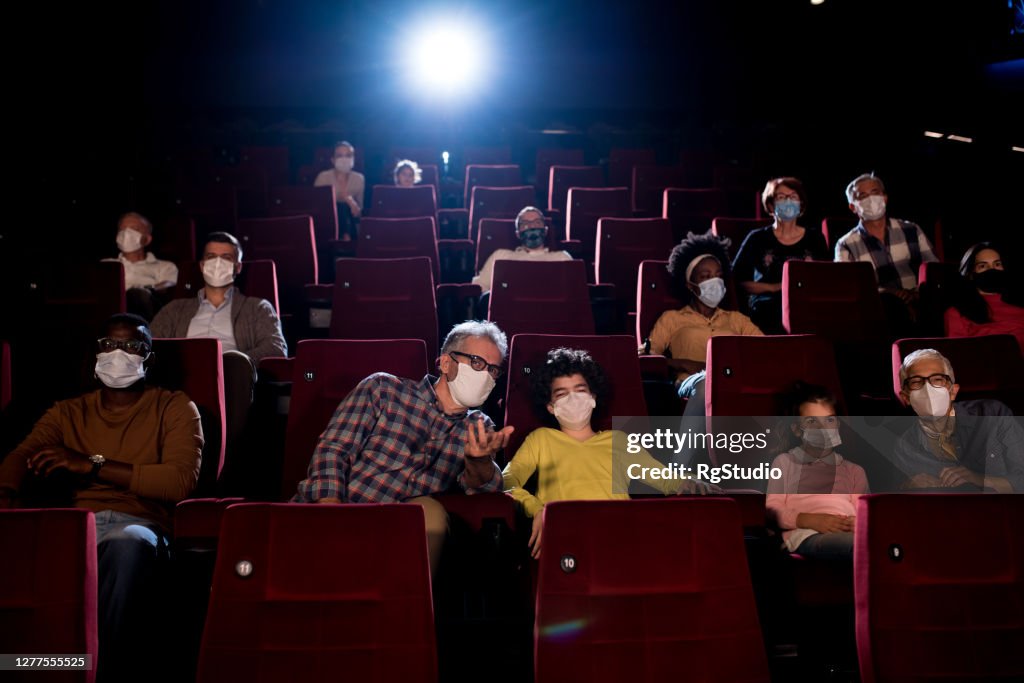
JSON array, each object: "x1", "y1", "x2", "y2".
[
  {"x1": 118, "y1": 211, "x2": 153, "y2": 235},
  {"x1": 441, "y1": 320, "x2": 509, "y2": 361},
  {"x1": 845, "y1": 173, "x2": 885, "y2": 204},
  {"x1": 899, "y1": 348, "x2": 955, "y2": 386},
  {"x1": 514, "y1": 206, "x2": 545, "y2": 232}
]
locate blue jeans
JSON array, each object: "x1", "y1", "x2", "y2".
[
  {"x1": 94, "y1": 511, "x2": 168, "y2": 682},
  {"x1": 794, "y1": 531, "x2": 854, "y2": 561}
]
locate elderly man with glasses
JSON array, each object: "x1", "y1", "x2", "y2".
[
  {"x1": 0, "y1": 313, "x2": 203, "y2": 681},
  {"x1": 893, "y1": 348, "x2": 1024, "y2": 492},
  {"x1": 292, "y1": 320, "x2": 514, "y2": 573}
]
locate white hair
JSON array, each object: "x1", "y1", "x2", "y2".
[
  {"x1": 441, "y1": 320, "x2": 508, "y2": 360},
  {"x1": 899, "y1": 348, "x2": 955, "y2": 386},
  {"x1": 845, "y1": 173, "x2": 886, "y2": 204}
]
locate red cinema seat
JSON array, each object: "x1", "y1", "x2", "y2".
[
  {"x1": 711, "y1": 217, "x2": 769, "y2": 249},
  {"x1": 475, "y1": 217, "x2": 558, "y2": 274},
  {"x1": 488, "y1": 260, "x2": 594, "y2": 341},
  {"x1": 782, "y1": 260, "x2": 885, "y2": 341},
  {"x1": 0, "y1": 508, "x2": 98, "y2": 683},
  {"x1": 631, "y1": 165, "x2": 687, "y2": 216},
  {"x1": 330, "y1": 257, "x2": 438, "y2": 354},
  {"x1": 821, "y1": 216, "x2": 858, "y2": 251},
  {"x1": 357, "y1": 216, "x2": 440, "y2": 283},
  {"x1": 662, "y1": 187, "x2": 728, "y2": 240},
  {"x1": 595, "y1": 217, "x2": 675, "y2": 312},
  {"x1": 608, "y1": 148, "x2": 656, "y2": 190},
  {"x1": 370, "y1": 184, "x2": 438, "y2": 220},
  {"x1": 468, "y1": 186, "x2": 535, "y2": 242},
  {"x1": 279, "y1": 338, "x2": 429, "y2": 500},
  {"x1": 891, "y1": 335, "x2": 1024, "y2": 412},
  {"x1": 535, "y1": 148, "x2": 584, "y2": 196},
  {"x1": 635, "y1": 259, "x2": 680, "y2": 348},
  {"x1": 196, "y1": 503, "x2": 437, "y2": 683},
  {"x1": 565, "y1": 187, "x2": 632, "y2": 263},
  {"x1": 419, "y1": 164, "x2": 440, "y2": 197},
  {"x1": 547, "y1": 165, "x2": 604, "y2": 214},
  {"x1": 239, "y1": 146, "x2": 290, "y2": 187},
  {"x1": 268, "y1": 185, "x2": 339, "y2": 248},
  {"x1": 854, "y1": 494, "x2": 1024, "y2": 683},
  {"x1": 503, "y1": 333, "x2": 645, "y2": 459},
  {"x1": 174, "y1": 259, "x2": 280, "y2": 316},
  {"x1": 535, "y1": 499, "x2": 769, "y2": 683},
  {"x1": 149, "y1": 337, "x2": 226, "y2": 496},
  {"x1": 236, "y1": 216, "x2": 318, "y2": 315},
  {"x1": 464, "y1": 165, "x2": 522, "y2": 210}
]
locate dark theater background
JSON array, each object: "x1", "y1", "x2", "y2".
[{"x1": 1, "y1": 1, "x2": 1023, "y2": 682}]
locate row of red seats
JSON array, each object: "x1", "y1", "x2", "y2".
[{"x1": 5, "y1": 494, "x2": 1022, "y2": 682}]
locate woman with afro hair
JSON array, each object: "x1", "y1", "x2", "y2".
[
  {"x1": 502, "y1": 348, "x2": 719, "y2": 558},
  {"x1": 645, "y1": 231, "x2": 763, "y2": 413}
]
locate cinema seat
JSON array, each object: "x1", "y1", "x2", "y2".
[
  {"x1": 488, "y1": 260, "x2": 594, "y2": 341},
  {"x1": 855, "y1": 494, "x2": 1024, "y2": 683},
  {"x1": 196, "y1": 503, "x2": 437, "y2": 683},
  {"x1": 535, "y1": 498, "x2": 769, "y2": 683},
  {"x1": 595, "y1": 217, "x2": 674, "y2": 313},
  {"x1": 370, "y1": 184, "x2": 438, "y2": 220},
  {"x1": 0, "y1": 509, "x2": 98, "y2": 683},
  {"x1": 464, "y1": 164, "x2": 522, "y2": 209},
  {"x1": 356, "y1": 216, "x2": 440, "y2": 283}
]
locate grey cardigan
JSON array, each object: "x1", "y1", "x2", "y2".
[{"x1": 151, "y1": 288, "x2": 288, "y2": 362}]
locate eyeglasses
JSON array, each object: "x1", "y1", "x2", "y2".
[
  {"x1": 97, "y1": 337, "x2": 151, "y2": 356},
  {"x1": 519, "y1": 220, "x2": 546, "y2": 230},
  {"x1": 449, "y1": 351, "x2": 503, "y2": 379},
  {"x1": 902, "y1": 373, "x2": 952, "y2": 391}
]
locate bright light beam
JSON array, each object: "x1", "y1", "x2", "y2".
[{"x1": 401, "y1": 20, "x2": 489, "y2": 98}]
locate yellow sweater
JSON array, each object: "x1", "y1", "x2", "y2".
[{"x1": 501, "y1": 428, "x2": 677, "y2": 517}]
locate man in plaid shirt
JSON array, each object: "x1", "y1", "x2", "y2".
[
  {"x1": 834, "y1": 173, "x2": 938, "y2": 294},
  {"x1": 293, "y1": 320, "x2": 513, "y2": 572}
]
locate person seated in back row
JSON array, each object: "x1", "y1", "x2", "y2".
[
  {"x1": 314, "y1": 140, "x2": 365, "y2": 241},
  {"x1": 473, "y1": 205, "x2": 573, "y2": 295},
  {"x1": 944, "y1": 242, "x2": 1024, "y2": 351},
  {"x1": 103, "y1": 212, "x2": 178, "y2": 320},
  {"x1": 394, "y1": 159, "x2": 422, "y2": 187},
  {"x1": 644, "y1": 231, "x2": 762, "y2": 415}
]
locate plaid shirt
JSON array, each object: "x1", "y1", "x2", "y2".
[
  {"x1": 833, "y1": 217, "x2": 937, "y2": 291},
  {"x1": 292, "y1": 373, "x2": 502, "y2": 503}
]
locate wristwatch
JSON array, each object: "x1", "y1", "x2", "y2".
[{"x1": 89, "y1": 454, "x2": 106, "y2": 478}]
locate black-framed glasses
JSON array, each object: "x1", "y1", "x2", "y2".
[
  {"x1": 903, "y1": 373, "x2": 952, "y2": 391},
  {"x1": 97, "y1": 337, "x2": 150, "y2": 356},
  {"x1": 449, "y1": 351, "x2": 503, "y2": 379}
]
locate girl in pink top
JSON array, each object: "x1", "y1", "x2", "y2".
[
  {"x1": 944, "y1": 243, "x2": 1024, "y2": 352},
  {"x1": 766, "y1": 383, "x2": 869, "y2": 560}
]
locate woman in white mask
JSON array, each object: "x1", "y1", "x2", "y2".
[
  {"x1": 766, "y1": 382, "x2": 869, "y2": 561},
  {"x1": 313, "y1": 140, "x2": 365, "y2": 241},
  {"x1": 502, "y1": 348, "x2": 719, "y2": 559},
  {"x1": 644, "y1": 231, "x2": 763, "y2": 413}
]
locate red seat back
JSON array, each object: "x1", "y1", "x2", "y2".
[
  {"x1": 608, "y1": 148, "x2": 656, "y2": 189},
  {"x1": 662, "y1": 187, "x2": 729, "y2": 240},
  {"x1": 330, "y1": 256, "x2": 438, "y2": 353},
  {"x1": 370, "y1": 184, "x2": 438, "y2": 219},
  {"x1": 488, "y1": 260, "x2": 594, "y2": 341},
  {"x1": 0, "y1": 509, "x2": 98, "y2": 683},
  {"x1": 635, "y1": 259, "x2": 680, "y2": 347},
  {"x1": 268, "y1": 185, "x2": 339, "y2": 247},
  {"x1": 197, "y1": 503, "x2": 436, "y2": 683},
  {"x1": 547, "y1": 165, "x2": 604, "y2": 214},
  {"x1": 565, "y1": 187, "x2": 633, "y2": 262},
  {"x1": 280, "y1": 339, "x2": 429, "y2": 500},
  {"x1": 475, "y1": 217, "x2": 558, "y2": 273},
  {"x1": 631, "y1": 165, "x2": 687, "y2": 216},
  {"x1": 357, "y1": 217, "x2": 440, "y2": 283},
  {"x1": 595, "y1": 218, "x2": 675, "y2": 310},
  {"x1": 535, "y1": 148, "x2": 584, "y2": 196},
  {"x1": 821, "y1": 215, "x2": 859, "y2": 251},
  {"x1": 535, "y1": 499, "x2": 769, "y2": 683},
  {"x1": 854, "y1": 494, "x2": 1024, "y2": 683},
  {"x1": 237, "y1": 216, "x2": 318, "y2": 315},
  {"x1": 468, "y1": 186, "x2": 535, "y2": 242},
  {"x1": 464, "y1": 164, "x2": 522, "y2": 210},
  {"x1": 782, "y1": 260, "x2": 886, "y2": 340},
  {"x1": 173, "y1": 260, "x2": 280, "y2": 315}
]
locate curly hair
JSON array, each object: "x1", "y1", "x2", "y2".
[
  {"x1": 530, "y1": 348, "x2": 610, "y2": 428},
  {"x1": 666, "y1": 231, "x2": 733, "y2": 303}
]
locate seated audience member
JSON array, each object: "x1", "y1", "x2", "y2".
[
  {"x1": 0, "y1": 313, "x2": 202, "y2": 682},
  {"x1": 472, "y1": 206, "x2": 573, "y2": 296},
  {"x1": 503, "y1": 348, "x2": 719, "y2": 559},
  {"x1": 292, "y1": 321, "x2": 513, "y2": 573},
  {"x1": 151, "y1": 231, "x2": 286, "y2": 453},
  {"x1": 893, "y1": 348, "x2": 1024, "y2": 492},
  {"x1": 314, "y1": 140, "x2": 365, "y2": 241},
  {"x1": 732, "y1": 177, "x2": 828, "y2": 333},
  {"x1": 394, "y1": 158, "x2": 422, "y2": 187},
  {"x1": 766, "y1": 382, "x2": 869, "y2": 561},
  {"x1": 103, "y1": 212, "x2": 178, "y2": 320},
  {"x1": 945, "y1": 242, "x2": 1024, "y2": 351},
  {"x1": 645, "y1": 231, "x2": 762, "y2": 412},
  {"x1": 834, "y1": 173, "x2": 938, "y2": 334}
]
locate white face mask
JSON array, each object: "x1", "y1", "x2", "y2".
[
  {"x1": 202, "y1": 257, "x2": 236, "y2": 288},
  {"x1": 694, "y1": 277, "x2": 726, "y2": 309},
  {"x1": 802, "y1": 427, "x2": 842, "y2": 451},
  {"x1": 95, "y1": 350, "x2": 146, "y2": 389},
  {"x1": 334, "y1": 157, "x2": 354, "y2": 172},
  {"x1": 447, "y1": 362, "x2": 496, "y2": 409},
  {"x1": 854, "y1": 195, "x2": 886, "y2": 221},
  {"x1": 909, "y1": 383, "x2": 952, "y2": 419},
  {"x1": 116, "y1": 228, "x2": 145, "y2": 254},
  {"x1": 552, "y1": 391, "x2": 596, "y2": 431}
]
